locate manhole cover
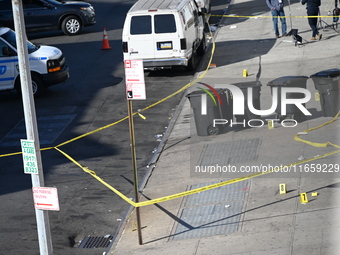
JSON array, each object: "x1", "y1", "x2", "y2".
[{"x1": 78, "y1": 235, "x2": 113, "y2": 249}]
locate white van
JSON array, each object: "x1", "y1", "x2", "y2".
[
  {"x1": 0, "y1": 27, "x2": 69, "y2": 96},
  {"x1": 122, "y1": 0, "x2": 207, "y2": 70}
]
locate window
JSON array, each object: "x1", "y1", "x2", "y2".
[
  {"x1": 154, "y1": 14, "x2": 176, "y2": 33},
  {"x1": 182, "y1": 5, "x2": 194, "y2": 28},
  {"x1": 0, "y1": 40, "x2": 9, "y2": 57},
  {"x1": 1, "y1": 29, "x2": 38, "y2": 54},
  {"x1": 130, "y1": 16, "x2": 151, "y2": 35}
]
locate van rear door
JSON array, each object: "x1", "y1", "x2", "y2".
[
  {"x1": 128, "y1": 15, "x2": 154, "y2": 59},
  {"x1": 153, "y1": 13, "x2": 179, "y2": 60},
  {"x1": 127, "y1": 13, "x2": 180, "y2": 61}
]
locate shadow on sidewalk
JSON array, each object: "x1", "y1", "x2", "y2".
[{"x1": 140, "y1": 181, "x2": 340, "y2": 244}]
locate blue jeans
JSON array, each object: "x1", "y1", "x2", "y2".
[{"x1": 271, "y1": 9, "x2": 287, "y2": 35}]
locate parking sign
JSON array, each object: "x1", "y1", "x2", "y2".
[
  {"x1": 124, "y1": 60, "x2": 146, "y2": 100},
  {"x1": 21, "y1": 139, "x2": 38, "y2": 174}
]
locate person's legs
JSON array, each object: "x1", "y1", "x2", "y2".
[
  {"x1": 271, "y1": 9, "x2": 280, "y2": 36},
  {"x1": 307, "y1": 17, "x2": 317, "y2": 37},
  {"x1": 279, "y1": 10, "x2": 287, "y2": 35},
  {"x1": 307, "y1": 8, "x2": 320, "y2": 38},
  {"x1": 311, "y1": 15, "x2": 319, "y2": 36}
]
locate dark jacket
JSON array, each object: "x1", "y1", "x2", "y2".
[{"x1": 301, "y1": 0, "x2": 321, "y2": 9}]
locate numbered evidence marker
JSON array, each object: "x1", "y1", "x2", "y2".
[
  {"x1": 21, "y1": 139, "x2": 38, "y2": 174},
  {"x1": 268, "y1": 120, "x2": 274, "y2": 129},
  {"x1": 315, "y1": 92, "x2": 320, "y2": 101},
  {"x1": 279, "y1": 183, "x2": 287, "y2": 194},
  {"x1": 300, "y1": 192, "x2": 309, "y2": 204}
]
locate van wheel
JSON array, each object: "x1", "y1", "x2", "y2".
[
  {"x1": 16, "y1": 74, "x2": 45, "y2": 97},
  {"x1": 62, "y1": 16, "x2": 82, "y2": 35},
  {"x1": 186, "y1": 52, "x2": 196, "y2": 71},
  {"x1": 31, "y1": 74, "x2": 44, "y2": 97},
  {"x1": 197, "y1": 33, "x2": 206, "y2": 56}
]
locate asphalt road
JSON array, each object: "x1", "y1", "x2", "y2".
[{"x1": 0, "y1": 0, "x2": 224, "y2": 254}]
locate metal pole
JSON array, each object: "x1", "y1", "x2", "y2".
[
  {"x1": 11, "y1": 0, "x2": 53, "y2": 254},
  {"x1": 287, "y1": 0, "x2": 293, "y2": 31},
  {"x1": 127, "y1": 100, "x2": 143, "y2": 245}
]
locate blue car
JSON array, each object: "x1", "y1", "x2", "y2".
[{"x1": 0, "y1": 0, "x2": 96, "y2": 35}]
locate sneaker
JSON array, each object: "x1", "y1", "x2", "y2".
[
  {"x1": 310, "y1": 37, "x2": 316, "y2": 40},
  {"x1": 318, "y1": 33, "x2": 322, "y2": 40},
  {"x1": 276, "y1": 35, "x2": 280, "y2": 38},
  {"x1": 282, "y1": 33, "x2": 288, "y2": 37}
]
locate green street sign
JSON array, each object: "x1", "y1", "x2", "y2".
[{"x1": 21, "y1": 139, "x2": 38, "y2": 174}]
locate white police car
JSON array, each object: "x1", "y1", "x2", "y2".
[{"x1": 0, "y1": 27, "x2": 69, "y2": 96}]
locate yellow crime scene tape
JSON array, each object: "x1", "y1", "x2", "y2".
[
  {"x1": 52, "y1": 25, "x2": 340, "y2": 208},
  {"x1": 0, "y1": 29, "x2": 216, "y2": 203},
  {"x1": 1, "y1": 23, "x2": 339, "y2": 208},
  {"x1": 0, "y1": 28, "x2": 216, "y2": 158},
  {"x1": 55, "y1": 145, "x2": 340, "y2": 208},
  {"x1": 136, "y1": 150, "x2": 340, "y2": 207},
  {"x1": 48, "y1": 33, "x2": 340, "y2": 208},
  {"x1": 110, "y1": 109, "x2": 340, "y2": 207},
  {"x1": 294, "y1": 111, "x2": 340, "y2": 149}
]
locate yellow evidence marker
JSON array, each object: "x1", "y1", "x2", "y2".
[
  {"x1": 300, "y1": 192, "x2": 309, "y2": 204},
  {"x1": 279, "y1": 183, "x2": 287, "y2": 194},
  {"x1": 315, "y1": 92, "x2": 320, "y2": 101}
]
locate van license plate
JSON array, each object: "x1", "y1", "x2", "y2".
[{"x1": 157, "y1": 41, "x2": 172, "y2": 50}]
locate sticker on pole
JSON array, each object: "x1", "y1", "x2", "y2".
[
  {"x1": 124, "y1": 59, "x2": 146, "y2": 100},
  {"x1": 21, "y1": 139, "x2": 38, "y2": 174},
  {"x1": 32, "y1": 187, "x2": 60, "y2": 211}
]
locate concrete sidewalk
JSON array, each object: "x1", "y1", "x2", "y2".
[{"x1": 108, "y1": 0, "x2": 340, "y2": 254}]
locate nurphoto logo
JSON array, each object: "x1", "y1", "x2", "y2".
[
  {"x1": 199, "y1": 83, "x2": 312, "y2": 128},
  {"x1": 197, "y1": 82, "x2": 223, "y2": 114}
]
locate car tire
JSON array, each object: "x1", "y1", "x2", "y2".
[
  {"x1": 186, "y1": 51, "x2": 196, "y2": 71},
  {"x1": 62, "y1": 16, "x2": 82, "y2": 36},
  {"x1": 16, "y1": 74, "x2": 45, "y2": 97},
  {"x1": 31, "y1": 74, "x2": 44, "y2": 97},
  {"x1": 197, "y1": 33, "x2": 206, "y2": 56}
]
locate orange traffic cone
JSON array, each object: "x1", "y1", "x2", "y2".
[{"x1": 101, "y1": 28, "x2": 111, "y2": 50}]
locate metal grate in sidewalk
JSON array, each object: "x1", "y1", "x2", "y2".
[
  {"x1": 78, "y1": 235, "x2": 113, "y2": 248},
  {"x1": 199, "y1": 138, "x2": 261, "y2": 166},
  {"x1": 172, "y1": 180, "x2": 248, "y2": 240}
]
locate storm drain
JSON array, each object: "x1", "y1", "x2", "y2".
[
  {"x1": 199, "y1": 138, "x2": 261, "y2": 166},
  {"x1": 172, "y1": 180, "x2": 248, "y2": 240},
  {"x1": 78, "y1": 235, "x2": 113, "y2": 249},
  {"x1": 0, "y1": 114, "x2": 76, "y2": 147}
]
